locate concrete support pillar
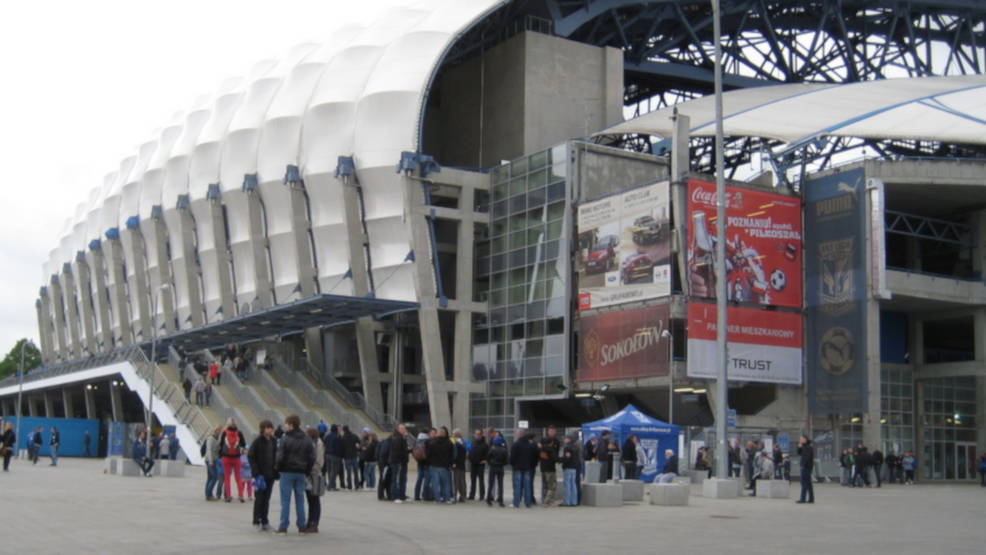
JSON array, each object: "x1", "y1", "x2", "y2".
[
  {"x1": 288, "y1": 182, "x2": 317, "y2": 299},
  {"x1": 209, "y1": 196, "x2": 236, "y2": 321},
  {"x1": 43, "y1": 390, "x2": 56, "y2": 418},
  {"x1": 671, "y1": 114, "x2": 691, "y2": 290},
  {"x1": 355, "y1": 318, "x2": 384, "y2": 412},
  {"x1": 862, "y1": 298, "x2": 882, "y2": 448},
  {"x1": 61, "y1": 265, "x2": 83, "y2": 358},
  {"x1": 976, "y1": 376, "x2": 986, "y2": 462},
  {"x1": 974, "y1": 309, "x2": 986, "y2": 362},
  {"x1": 246, "y1": 189, "x2": 274, "y2": 310},
  {"x1": 109, "y1": 381, "x2": 124, "y2": 422},
  {"x1": 389, "y1": 327, "x2": 404, "y2": 423},
  {"x1": 303, "y1": 328, "x2": 325, "y2": 376},
  {"x1": 151, "y1": 216, "x2": 177, "y2": 334},
  {"x1": 36, "y1": 296, "x2": 55, "y2": 365},
  {"x1": 27, "y1": 395, "x2": 38, "y2": 417},
  {"x1": 105, "y1": 237, "x2": 132, "y2": 347},
  {"x1": 177, "y1": 205, "x2": 205, "y2": 328},
  {"x1": 74, "y1": 255, "x2": 98, "y2": 355},
  {"x1": 62, "y1": 388, "x2": 75, "y2": 419},
  {"x1": 124, "y1": 225, "x2": 152, "y2": 342},
  {"x1": 49, "y1": 275, "x2": 70, "y2": 360},
  {"x1": 87, "y1": 246, "x2": 114, "y2": 351},
  {"x1": 84, "y1": 385, "x2": 97, "y2": 420}
]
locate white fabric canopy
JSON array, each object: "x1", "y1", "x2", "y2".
[{"x1": 599, "y1": 75, "x2": 986, "y2": 146}]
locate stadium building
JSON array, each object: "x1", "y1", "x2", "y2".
[{"x1": 5, "y1": 0, "x2": 986, "y2": 480}]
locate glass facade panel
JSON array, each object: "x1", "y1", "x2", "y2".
[{"x1": 918, "y1": 376, "x2": 977, "y2": 481}]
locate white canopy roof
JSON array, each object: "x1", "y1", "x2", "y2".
[{"x1": 599, "y1": 75, "x2": 986, "y2": 146}]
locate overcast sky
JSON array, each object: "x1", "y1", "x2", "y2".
[{"x1": 0, "y1": 0, "x2": 407, "y2": 355}]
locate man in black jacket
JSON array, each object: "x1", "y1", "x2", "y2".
[
  {"x1": 538, "y1": 426, "x2": 561, "y2": 506},
  {"x1": 486, "y1": 436, "x2": 508, "y2": 507},
  {"x1": 871, "y1": 446, "x2": 884, "y2": 488},
  {"x1": 509, "y1": 429, "x2": 537, "y2": 508},
  {"x1": 388, "y1": 424, "x2": 410, "y2": 503},
  {"x1": 468, "y1": 429, "x2": 488, "y2": 500},
  {"x1": 342, "y1": 425, "x2": 360, "y2": 490},
  {"x1": 248, "y1": 420, "x2": 277, "y2": 531},
  {"x1": 796, "y1": 435, "x2": 814, "y2": 504},
  {"x1": 853, "y1": 445, "x2": 871, "y2": 487},
  {"x1": 275, "y1": 415, "x2": 314, "y2": 534},
  {"x1": 426, "y1": 427, "x2": 454, "y2": 503}
]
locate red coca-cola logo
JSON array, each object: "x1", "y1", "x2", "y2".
[{"x1": 690, "y1": 186, "x2": 742, "y2": 208}]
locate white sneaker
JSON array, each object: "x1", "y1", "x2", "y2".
[{"x1": 393, "y1": 499, "x2": 403, "y2": 504}]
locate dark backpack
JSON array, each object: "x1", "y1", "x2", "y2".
[
  {"x1": 412, "y1": 443, "x2": 426, "y2": 462},
  {"x1": 200, "y1": 439, "x2": 208, "y2": 458}
]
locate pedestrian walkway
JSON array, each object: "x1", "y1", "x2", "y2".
[{"x1": 1, "y1": 458, "x2": 982, "y2": 554}]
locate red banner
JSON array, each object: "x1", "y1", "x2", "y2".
[
  {"x1": 577, "y1": 304, "x2": 670, "y2": 382},
  {"x1": 686, "y1": 179, "x2": 802, "y2": 308}
]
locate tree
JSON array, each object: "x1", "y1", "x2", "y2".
[{"x1": 0, "y1": 339, "x2": 42, "y2": 380}]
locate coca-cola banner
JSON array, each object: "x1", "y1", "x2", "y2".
[
  {"x1": 576, "y1": 181, "x2": 671, "y2": 311},
  {"x1": 686, "y1": 179, "x2": 802, "y2": 308},
  {"x1": 686, "y1": 302, "x2": 803, "y2": 384},
  {"x1": 577, "y1": 304, "x2": 670, "y2": 382}
]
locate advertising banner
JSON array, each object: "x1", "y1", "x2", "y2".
[
  {"x1": 686, "y1": 302, "x2": 803, "y2": 384},
  {"x1": 577, "y1": 304, "x2": 670, "y2": 382},
  {"x1": 577, "y1": 181, "x2": 670, "y2": 310},
  {"x1": 686, "y1": 179, "x2": 802, "y2": 308},
  {"x1": 805, "y1": 168, "x2": 868, "y2": 414}
]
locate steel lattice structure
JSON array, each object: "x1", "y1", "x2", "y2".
[{"x1": 450, "y1": 0, "x2": 986, "y2": 176}]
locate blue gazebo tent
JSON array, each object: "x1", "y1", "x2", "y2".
[{"x1": 581, "y1": 403, "x2": 681, "y2": 483}]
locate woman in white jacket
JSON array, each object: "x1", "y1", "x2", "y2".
[{"x1": 303, "y1": 428, "x2": 325, "y2": 534}]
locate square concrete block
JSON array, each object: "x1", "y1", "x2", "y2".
[
  {"x1": 702, "y1": 478, "x2": 740, "y2": 499},
  {"x1": 582, "y1": 482, "x2": 623, "y2": 507},
  {"x1": 153, "y1": 460, "x2": 186, "y2": 478},
  {"x1": 688, "y1": 470, "x2": 707, "y2": 484},
  {"x1": 648, "y1": 483, "x2": 689, "y2": 506},
  {"x1": 673, "y1": 476, "x2": 692, "y2": 487},
  {"x1": 117, "y1": 458, "x2": 143, "y2": 477},
  {"x1": 584, "y1": 461, "x2": 602, "y2": 484},
  {"x1": 621, "y1": 479, "x2": 644, "y2": 502},
  {"x1": 756, "y1": 480, "x2": 790, "y2": 499}
]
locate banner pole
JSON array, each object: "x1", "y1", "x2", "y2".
[{"x1": 712, "y1": 0, "x2": 730, "y2": 482}]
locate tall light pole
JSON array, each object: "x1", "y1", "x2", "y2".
[
  {"x1": 145, "y1": 284, "x2": 169, "y2": 438},
  {"x1": 712, "y1": 0, "x2": 730, "y2": 482}
]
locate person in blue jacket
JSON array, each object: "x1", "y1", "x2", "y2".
[{"x1": 133, "y1": 429, "x2": 154, "y2": 477}]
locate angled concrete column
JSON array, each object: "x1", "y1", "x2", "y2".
[
  {"x1": 246, "y1": 186, "x2": 274, "y2": 310},
  {"x1": 62, "y1": 388, "x2": 76, "y2": 419},
  {"x1": 104, "y1": 235, "x2": 132, "y2": 347},
  {"x1": 208, "y1": 197, "x2": 236, "y2": 321},
  {"x1": 176, "y1": 204, "x2": 204, "y2": 328},
  {"x1": 109, "y1": 382, "x2": 124, "y2": 422},
  {"x1": 49, "y1": 274, "x2": 70, "y2": 360},
  {"x1": 27, "y1": 395, "x2": 38, "y2": 417},
  {"x1": 288, "y1": 181, "x2": 317, "y2": 298},
  {"x1": 124, "y1": 223, "x2": 152, "y2": 343},
  {"x1": 87, "y1": 245, "x2": 114, "y2": 351},
  {"x1": 36, "y1": 295, "x2": 55, "y2": 365},
  {"x1": 73, "y1": 254, "x2": 98, "y2": 355},
  {"x1": 354, "y1": 317, "x2": 384, "y2": 411},
  {"x1": 60, "y1": 264, "x2": 83, "y2": 358},
  {"x1": 150, "y1": 215, "x2": 177, "y2": 334},
  {"x1": 84, "y1": 385, "x2": 97, "y2": 419}
]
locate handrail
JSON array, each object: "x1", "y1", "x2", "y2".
[{"x1": 127, "y1": 347, "x2": 212, "y2": 445}]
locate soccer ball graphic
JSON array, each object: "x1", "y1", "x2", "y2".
[{"x1": 769, "y1": 268, "x2": 787, "y2": 292}]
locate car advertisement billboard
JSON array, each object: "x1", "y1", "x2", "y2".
[
  {"x1": 576, "y1": 181, "x2": 670, "y2": 310},
  {"x1": 577, "y1": 304, "x2": 670, "y2": 382},
  {"x1": 686, "y1": 302, "x2": 803, "y2": 384},
  {"x1": 686, "y1": 179, "x2": 802, "y2": 308}
]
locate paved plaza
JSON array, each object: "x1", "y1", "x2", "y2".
[{"x1": 3, "y1": 458, "x2": 984, "y2": 554}]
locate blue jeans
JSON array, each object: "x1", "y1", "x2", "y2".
[
  {"x1": 563, "y1": 468, "x2": 578, "y2": 506},
  {"x1": 363, "y1": 463, "x2": 376, "y2": 488},
  {"x1": 50, "y1": 446, "x2": 58, "y2": 466},
  {"x1": 344, "y1": 457, "x2": 359, "y2": 489},
  {"x1": 279, "y1": 472, "x2": 307, "y2": 532},
  {"x1": 390, "y1": 463, "x2": 407, "y2": 500},
  {"x1": 799, "y1": 468, "x2": 814, "y2": 502},
  {"x1": 430, "y1": 467, "x2": 452, "y2": 502},
  {"x1": 512, "y1": 470, "x2": 533, "y2": 507},
  {"x1": 415, "y1": 465, "x2": 431, "y2": 500},
  {"x1": 205, "y1": 461, "x2": 218, "y2": 498}
]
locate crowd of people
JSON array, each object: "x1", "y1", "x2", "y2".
[{"x1": 839, "y1": 445, "x2": 917, "y2": 486}]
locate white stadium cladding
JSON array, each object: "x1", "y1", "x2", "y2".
[{"x1": 38, "y1": 0, "x2": 506, "y2": 367}]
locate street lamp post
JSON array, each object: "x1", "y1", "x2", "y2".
[
  {"x1": 15, "y1": 339, "x2": 34, "y2": 455},
  {"x1": 712, "y1": 0, "x2": 730, "y2": 482},
  {"x1": 662, "y1": 329, "x2": 674, "y2": 425},
  {"x1": 145, "y1": 284, "x2": 169, "y2": 439}
]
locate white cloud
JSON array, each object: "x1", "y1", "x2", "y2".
[{"x1": 0, "y1": 0, "x2": 406, "y2": 354}]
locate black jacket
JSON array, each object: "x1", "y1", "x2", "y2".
[
  {"x1": 361, "y1": 439, "x2": 379, "y2": 463},
  {"x1": 343, "y1": 431, "x2": 360, "y2": 459},
  {"x1": 854, "y1": 450, "x2": 871, "y2": 470},
  {"x1": 509, "y1": 436, "x2": 537, "y2": 472},
  {"x1": 539, "y1": 436, "x2": 561, "y2": 472},
  {"x1": 561, "y1": 443, "x2": 579, "y2": 470},
  {"x1": 377, "y1": 437, "x2": 391, "y2": 466},
  {"x1": 621, "y1": 439, "x2": 637, "y2": 464},
  {"x1": 276, "y1": 428, "x2": 315, "y2": 474},
  {"x1": 469, "y1": 438, "x2": 489, "y2": 465},
  {"x1": 426, "y1": 436, "x2": 453, "y2": 468},
  {"x1": 452, "y1": 441, "x2": 467, "y2": 470},
  {"x1": 798, "y1": 444, "x2": 814, "y2": 470},
  {"x1": 871, "y1": 450, "x2": 884, "y2": 466},
  {"x1": 662, "y1": 455, "x2": 679, "y2": 475},
  {"x1": 1, "y1": 429, "x2": 14, "y2": 449},
  {"x1": 488, "y1": 444, "x2": 508, "y2": 469},
  {"x1": 248, "y1": 434, "x2": 277, "y2": 481},
  {"x1": 388, "y1": 433, "x2": 409, "y2": 464}
]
